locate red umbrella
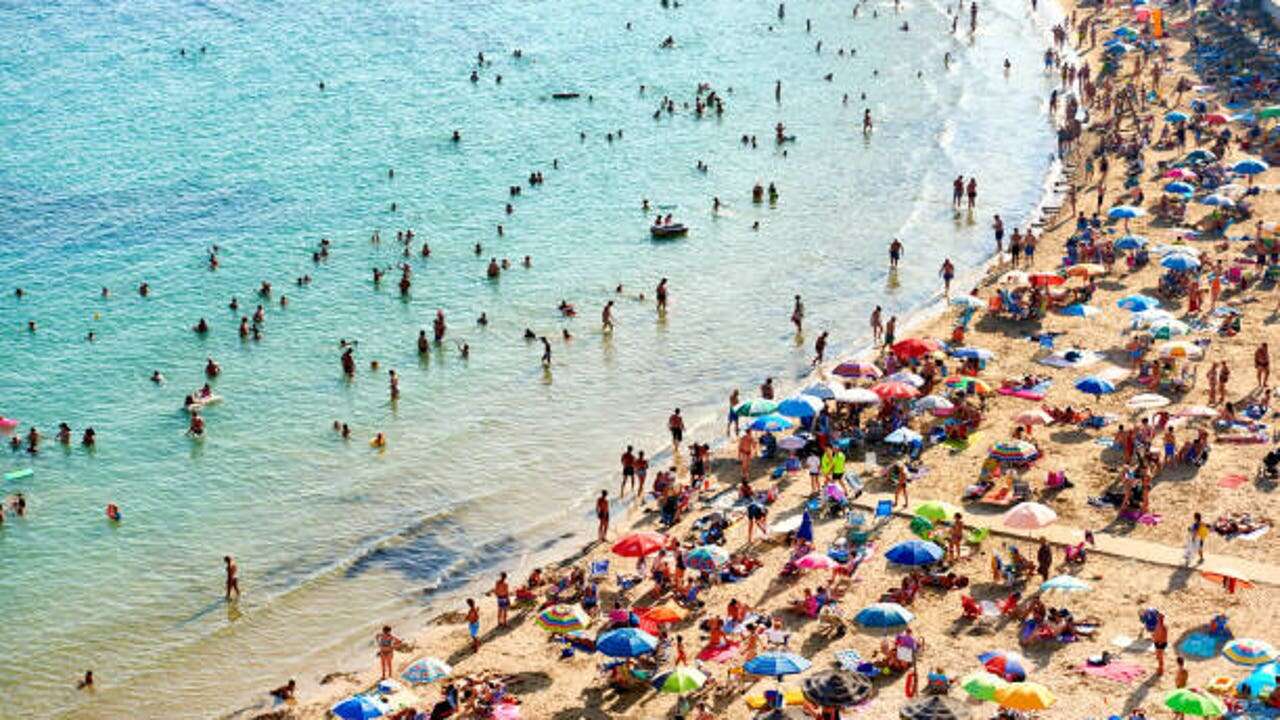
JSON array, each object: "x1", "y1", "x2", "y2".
[
  {"x1": 611, "y1": 531, "x2": 667, "y2": 558},
  {"x1": 1027, "y1": 272, "x2": 1065, "y2": 287},
  {"x1": 870, "y1": 381, "x2": 920, "y2": 401},
  {"x1": 1203, "y1": 113, "x2": 1229, "y2": 125},
  {"x1": 891, "y1": 338, "x2": 941, "y2": 359}
]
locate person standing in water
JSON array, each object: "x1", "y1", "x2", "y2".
[
  {"x1": 656, "y1": 278, "x2": 669, "y2": 313},
  {"x1": 596, "y1": 490, "x2": 610, "y2": 542},
  {"x1": 939, "y1": 258, "x2": 956, "y2": 298},
  {"x1": 602, "y1": 301, "x2": 615, "y2": 332},
  {"x1": 433, "y1": 310, "x2": 447, "y2": 343},
  {"x1": 812, "y1": 331, "x2": 829, "y2": 367},
  {"x1": 224, "y1": 555, "x2": 240, "y2": 600},
  {"x1": 790, "y1": 295, "x2": 804, "y2": 333},
  {"x1": 540, "y1": 336, "x2": 552, "y2": 367},
  {"x1": 389, "y1": 370, "x2": 400, "y2": 401},
  {"x1": 871, "y1": 306, "x2": 883, "y2": 344},
  {"x1": 889, "y1": 238, "x2": 904, "y2": 268}
]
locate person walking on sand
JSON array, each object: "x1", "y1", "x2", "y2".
[
  {"x1": 871, "y1": 305, "x2": 883, "y2": 344},
  {"x1": 738, "y1": 431, "x2": 758, "y2": 481},
  {"x1": 668, "y1": 408, "x2": 685, "y2": 450},
  {"x1": 1036, "y1": 538, "x2": 1052, "y2": 583},
  {"x1": 947, "y1": 513, "x2": 965, "y2": 562},
  {"x1": 1152, "y1": 611, "x2": 1168, "y2": 675},
  {"x1": 791, "y1": 295, "x2": 805, "y2": 333},
  {"x1": 492, "y1": 572, "x2": 511, "y2": 627},
  {"x1": 1255, "y1": 342, "x2": 1270, "y2": 389},
  {"x1": 376, "y1": 625, "x2": 401, "y2": 680},
  {"x1": 812, "y1": 331, "x2": 829, "y2": 367},
  {"x1": 992, "y1": 214, "x2": 1005, "y2": 257},
  {"x1": 939, "y1": 258, "x2": 955, "y2": 298},
  {"x1": 224, "y1": 555, "x2": 240, "y2": 601},
  {"x1": 1185, "y1": 513, "x2": 1208, "y2": 564},
  {"x1": 889, "y1": 238, "x2": 903, "y2": 268},
  {"x1": 596, "y1": 490, "x2": 610, "y2": 542},
  {"x1": 465, "y1": 599, "x2": 481, "y2": 652}
]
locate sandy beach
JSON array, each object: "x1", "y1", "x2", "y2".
[{"x1": 201, "y1": 1, "x2": 1280, "y2": 718}]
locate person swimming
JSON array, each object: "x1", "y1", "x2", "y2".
[
  {"x1": 487, "y1": 258, "x2": 500, "y2": 278},
  {"x1": 205, "y1": 357, "x2": 221, "y2": 378},
  {"x1": 194, "y1": 318, "x2": 209, "y2": 334},
  {"x1": 477, "y1": 312, "x2": 488, "y2": 326},
  {"x1": 151, "y1": 370, "x2": 164, "y2": 384}
]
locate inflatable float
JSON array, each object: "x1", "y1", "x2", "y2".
[
  {"x1": 0, "y1": 417, "x2": 19, "y2": 433},
  {"x1": 650, "y1": 223, "x2": 688, "y2": 239}
]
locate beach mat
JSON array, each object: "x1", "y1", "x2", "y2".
[
  {"x1": 1218, "y1": 474, "x2": 1249, "y2": 489},
  {"x1": 1077, "y1": 661, "x2": 1146, "y2": 684}
]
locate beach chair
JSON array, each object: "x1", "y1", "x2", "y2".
[
  {"x1": 875, "y1": 499, "x2": 893, "y2": 519},
  {"x1": 590, "y1": 560, "x2": 610, "y2": 580}
]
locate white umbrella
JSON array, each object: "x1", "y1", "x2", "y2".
[
  {"x1": 1127, "y1": 393, "x2": 1171, "y2": 410},
  {"x1": 887, "y1": 371, "x2": 925, "y2": 388},
  {"x1": 1003, "y1": 502, "x2": 1058, "y2": 529},
  {"x1": 834, "y1": 387, "x2": 881, "y2": 405},
  {"x1": 915, "y1": 395, "x2": 954, "y2": 413}
]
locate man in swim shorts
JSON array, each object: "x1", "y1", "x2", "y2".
[{"x1": 492, "y1": 572, "x2": 510, "y2": 627}]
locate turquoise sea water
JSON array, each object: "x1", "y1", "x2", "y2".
[{"x1": 0, "y1": 0, "x2": 1057, "y2": 715}]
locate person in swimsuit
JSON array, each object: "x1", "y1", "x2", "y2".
[
  {"x1": 540, "y1": 337, "x2": 552, "y2": 367},
  {"x1": 738, "y1": 432, "x2": 758, "y2": 481},
  {"x1": 620, "y1": 445, "x2": 636, "y2": 495},
  {"x1": 668, "y1": 408, "x2": 684, "y2": 450},
  {"x1": 596, "y1": 490, "x2": 610, "y2": 542},
  {"x1": 492, "y1": 572, "x2": 510, "y2": 627},
  {"x1": 939, "y1": 258, "x2": 955, "y2": 298},
  {"x1": 1256, "y1": 342, "x2": 1270, "y2": 388},
  {"x1": 889, "y1": 238, "x2": 903, "y2": 268},
  {"x1": 871, "y1": 305, "x2": 883, "y2": 344},
  {"x1": 1151, "y1": 612, "x2": 1168, "y2": 675},
  {"x1": 884, "y1": 316, "x2": 897, "y2": 349},
  {"x1": 466, "y1": 599, "x2": 480, "y2": 652},
  {"x1": 602, "y1": 301, "x2": 615, "y2": 331},
  {"x1": 656, "y1": 278, "x2": 668, "y2": 313},
  {"x1": 727, "y1": 389, "x2": 741, "y2": 436},
  {"x1": 634, "y1": 451, "x2": 649, "y2": 497},
  {"x1": 790, "y1": 295, "x2": 804, "y2": 333},
  {"x1": 375, "y1": 625, "x2": 401, "y2": 679},
  {"x1": 812, "y1": 331, "x2": 829, "y2": 367},
  {"x1": 224, "y1": 555, "x2": 240, "y2": 600}
]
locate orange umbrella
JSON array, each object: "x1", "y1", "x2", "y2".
[
  {"x1": 641, "y1": 603, "x2": 689, "y2": 625},
  {"x1": 1065, "y1": 264, "x2": 1105, "y2": 278},
  {"x1": 1028, "y1": 272, "x2": 1066, "y2": 287},
  {"x1": 871, "y1": 381, "x2": 920, "y2": 401},
  {"x1": 612, "y1": 531, "x2": 668, "y2": 558}
]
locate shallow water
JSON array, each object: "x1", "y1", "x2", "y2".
[{"x1": 0, "y1": 0, "x2": 1057, "y2": 715}]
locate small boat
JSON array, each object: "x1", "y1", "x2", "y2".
[
  {"x1": 650, "y1": 223, "x2": 689, "y2": 239},
  {"x1": 551, "y1": 92, "x2": 581, "y2": 100}
]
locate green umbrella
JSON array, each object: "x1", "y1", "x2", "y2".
[
  {"x1": 654, "y1": 666, "x2": 706, "y2": 694},
  {"x1": 961, "y1": 671, "x2": 1008, "y2": 701},
  {"x1": 1164, "y1": 689, "x2": 1226, "y2": 717},
  {"x1": 735, "y1": 399, "x2": 779, "y2": 416},
  {"x1": 914, "y1": 500, "x2": 961, "y2": 523},
  {"x1": 1258, "y1": 105, "x2": 1280, "y2": 120},
  {"x1": 909, "y1": 515, "x2": 935, "y2": 539}
]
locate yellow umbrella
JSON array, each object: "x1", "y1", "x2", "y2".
[
  {"x1": 1157, "y1": 341, "x2": 1202, "y2": 359},
  {"x1": 995, "y1": 681, "x2": 1056, "y2": 711}
]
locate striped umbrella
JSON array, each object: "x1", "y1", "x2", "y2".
[
  {"x1": 402, "y1": 657, "x2": 452, "y2": 684},
  {"x1": 855, "y1": 602, "x2": 914, "y2": 628},
  {"x1": 736, "y1": 398, "x2": 779, "y2": 416},
  {"x1": 988, "y1": 440, "x2": 1039, "y2": 463},
  {"x1": 744, "y1": 651, "x2": 812, "y2": 679},
  {"x1": 1223, "y1": 638, "x2": 1277, "y2": 666},
  {"x1": 535, "y1": 604, "x2": 591, "y2": 634},
  {"x1": 832, "y1": 361, "x2": 881, "y2": 379},
  {"x1": 871, "y1": 381, "x2": 920, "y2": 401},
  {"x1": 979, "y1": 650, "x2": 1028, "y2": 681},
  {"x1": 945, "y1": 376, "x2": 993, "y2": 394}
]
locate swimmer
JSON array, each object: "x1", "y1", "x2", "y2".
[
  {"x1": 188, "y1": 411, "x2": 205, "y2": 437},
  {"x1": 563, "y1": 329, "x2": 572, "y2": 341},
  {"x1": 139, "y1": 282, "x2": 150, "y2": 297},
  {"x1": 151, "y1": 370, "x2": 164, "y2": 384},
  {"x1": 433, "y1": 310, "x2": 447, "y2": 342},
  {"x1": 523, "y1": 255, "x2": 531, "y2": 267},
  {"x1": 279, "y1": 295, "x2": 287, "y2": 308},
  {"x1": 371, "y1": 432, "x2": 387, "y2": 448},
  {"x1": 388, "y1": 370, "x2": 400, "y2": 401},
  {"x1": 457, "y1": 342, "x2": 470, "y2": 359},
  {"x1": 194, "y1": 318, "x2": 209, "y2": 334},
  {"x1": 863, "y1": 109, "x2": 873, "y2": 133},
  {"x1": 205, "y1": 357, "x2": 221, "y2": 378},
  {"x1": 77, "y1": 671, "x2": 94, "y2": 690},
  {"x1": 477, "y1": 312, "x2": 489, "y2": 326},
  {"x1": 487, "y1": 258, "x2": 500, "y2": 278},
  {"x1": 106, "y1": 503, "x2": 121, "y2": 522},
  {"x1": 229, "y1": 297, "x2": 239, "y2": 312},
  {"x1": 82, "y1": 428, "x2": 95, "y2": 447},
  {"x1": 57, "y1": 423, "x2": 71, "y2": 445},
  {"x1": 540, "y1": 336, "x2": 552, "y2": 366},
  {"x1": 474, "y1": 242, "x2": 483, "y2": 256},
  {"x1": 451, "y1": 130, "x2": 460, "y2": 142},
  {"x1": 524, "y1": 328, "x2": 536, "y2": 341},
  {"x1": 656, "y1": 278, "x2": 669, "y2": 312},
  {"x1": 101, "y1": 287, "x2": 109, "y2": 298},
  {"x1": 418, "y1": 330, "x2": 430, "y2": 355}
]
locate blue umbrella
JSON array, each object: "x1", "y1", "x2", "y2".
[
  {"x1": 800, "y1": 382, "x2": 836, "y2": 400},
  {"x1": 596, "y1": 628, "x2": 658, "y2": 658},
  {"x1": 1117, "y1": 294, "x2": 1159, "y2": 312},
  {"x1": 797, "y1": 510, "x2": 814, "y2": 543},
  {"x1": 332, "y1": 696, "x2": 386, "y2": 720},
  {"x1": 855, "y1": 602, "x2": 915, "y2": 628},
  {"x1": 884, "y1": 427, "x2": 923, "y2": 444},
  {"x1": 1105, "y1": 43, "x2": 1130, "y2": 55},
  {"x1": 777, "y1": 395, "x2": 823, "y2": 419},
  {"x1": 1060, "y1": 303, "x2": 1100, "y2": 318},
  {"x1": 1239, "y1": 662, "x2": 1280, "y2": 698},
  {"x1": 749, "y1": 414, "x2": 795, "y2": 432},
  {"x1": 1198, "y1": 194, "x2": 1235, "y2": 207},
  {"x1": 1114, "y1": 234, "x2": 1147, "y2": 250},
  {"x1": 1108, "y1": 205, "x2": 1145, "y2": 220},
  {"x1": 1075, "y1": 376, "x2": 1116, "y2": 396},
  {"x1": 1164, "y1": 111, "x2": 1189, "y2": 123},
  {"x1": 744, "y1": 651, "x2": 812, "y2": 679},
  {"x1": 1112, "y1": 25, "x2": 1138, "y2": 37},
  {"x1": 1185, "y1": 149, "x2": 1216, "y2": 163},
  {"x1": 1161, "y1": 254, "x2": 1200, "y2": 271},
  {"x1": 979, "y1": 650, "x2": 1028, "y2": 682},
  {"x1": 1164, "y1": 181, "x2": 1195, "y2": 195},
  {"x1": 885, "y1": 539, "x2": 945, "y2": 566},
  {"x1": 1233, "y1": 158, "x2": 1270, "y2": 175}
]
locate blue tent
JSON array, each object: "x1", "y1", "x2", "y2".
[{"x1": 885, "y1": 539, "x2": 944, "y2": 566}]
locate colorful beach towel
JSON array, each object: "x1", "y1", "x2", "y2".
[
  {"x1": 997, "y1": 381, "x2": 1051, "y2": 401},
  {"x1": 1078, "y1": 661, "x2": 1146, "y2": 684}
]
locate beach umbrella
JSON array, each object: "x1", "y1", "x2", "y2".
[
  {"x1": 1117, "y1": 294, "x2": 1159, "y2": 312},
  {"x1": 804, "y1": 670, "x2": 872, "y2": 708},
  {"x1": 749, "y1": 414, "x2": 795, "y2": 432},
  {"x1": 1203, "y1": 113, "x2": 1230, "y2": 125},
  {"x1": 871, "y1": 381, "x2": 920, "y2": 401},
  {"x1": 1040, "y1": 574, "x2": 1092, "y2": 593},
  {"x1": 1105, "y1": 42, "x2": 1131, "y2": 55},
  {"x1": 744, "y1": 651, "x2": 812, "y2": 679},
  {"x1": 1198, "y1": 194, "x2": 1235, "y2": 208},
  {"x1": 1126, "y1": 393, "x2": 1171, "y2": 411},
  {"x1": 980, "y1": 650, "x2": 1028, "y2": 681},
  {"x1": 653, "y1": 666, "x2": 706, "y2": 694},
  {"x1": 915, "y1": 395, "x2": 954, "y2": 415},
  {"x1": 1130, "y1": 308, "x2": 1175, "y2": 327},
  {"x1": 961, "y1": 671, "x2": 1008, "y2": 701},
  {"x1": 1164, "y1": 168, "x2": 1197, "y2": 181},
  {"x1": 1259, "y1": 106, "x2": 1280, "y2": 120},
  {"x1": 1232, "y1": 158, "x2": 1269, "y2": 175},
  {"x1": 1157, "y1": 341, "x2": 1201, "y2": 359},
  {"x1": 1108, "y1": 205, "x2": 1145, "y2": 220},
  {"x1": 778, "y1": 435, "x2": 807, "y2": 451},
  {"x1": 1003, "y1": 502, "x2": 1057, "y2": 529},
  {"x1": 535, "y1": 604, "x2": 591, "y2": 634},
  {"x1": 988, "y1": 440, "x2": 1039, "y2": 463},
  {"x1": 885, "y1": 539, "x2": 945, "y2": 566},
  {"x1": 1163, "y1": 689, "x2": 1226, "y2": 717},
  {"x1": 1112, "y1": 25, "x2": 1138, "y2": 36},
  {"x1": 833, "y1": 361, "x2": 881, "y2": 379},
  {"x1": 596, "y1": 627, "x2": 658, "y2": 658},
  {"x1": 1211, "y1": 305, "x2": 1241, "y2": 317},
  {"x1": 945, "y1": 376, "x2": 992, "y2": 394},
  {"x1": 1064, "y1": 263, "x2": 1105, "y2": 278},
  {"x1": 684, "y1": 545, "x2": 730, "y2": 572},
  {"x1": 1239, "y1": 662, "x2": 1280, "y2": 698},
  {"x1": 332, "y1": 696, "x2": 386, "y2": 720},
  {"x1": 1114, "y1": 234, "x2": 1147, "y2": 250},
  {"x1": 884, "y1": 427, "x2": 923, "y2": 445},
  {"x1": 1185, "y1": 149, "x2": 1217, "y2": 163},
  {"x1": 611, "y1": 531, "x2": 667, "y2": 558},
  {"x1": 900, "y1": 695, "x2": 970, "y2": 720},
  {"x1": 640, "y1": 603, "x2": 688, "y2": 625},
  {"x1": 736, "y1": 398, "x2": 779, "y2": 416},
  {"x1": 951, "y1": 347, "x2": 995, "y2": 362},
  {"x1": 1215, "y1": 183, "x2": 1247, "y2": 198},
  {"x1": 855, "y1": 602, "x2": 914, "y2": 628},
  {"x1": 1164, "y1": 181, "x2": 1196, "y2": 195},
  {"x1": 1014, "y1": 409, "x2": 1053, "y2": 427},
  {"x1": 914, "y1": 500, "x2": 961, "y2": 523},
  {"x1": 891, "y1": 338, "x2": 941, "y2": 359},
  {"x1": 796, "y1": 552, "x2": 839, "y2": 570},
  {"x1": 1028, "y1": 272, "x2": 1065, "y2": 287},
  {"x1": 797, "y1": 510, "x2": 814, "y2": 543},
  {"x1": 1176, "y1": 404, "x2": 1217, "y2": 418},
  {"x1": 887, "y1": 370, "x2": 926, "y2": 387},
  {"x1": 1223, "y1": 638, "x2": 1277, "y2": 666},
  {"x1": 951, "y1": 295, "x2": 985, "y2": 309},
  {"x1": 402, "y1": 657, "x2": 452, "y2": 684},
  {"x1": 996, "y1": 682, "x2": 1055, "y2": 711},
  {"x1": 800, "y1": 382, "x2": 836, "y2": 400},
  {"x1": 1149, "y1": 319, "x2": 1191, "y2": 338},
  {"x1": 1164, "y1": 110, "x2": 1189, "y2": 123},
  {"x1": 1075, "y1": 376, "x2": 1115, "y2": 396},
  {"x1": 834, "y1": 386, "x2": 881, "y2": 405},
  {"x1": 777, "y1": 395, "x2": 823, "y2": 418}
]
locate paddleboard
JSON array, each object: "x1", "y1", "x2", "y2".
[{"x1": 4, "y1": 468, "x2": 33, "y2": 481}]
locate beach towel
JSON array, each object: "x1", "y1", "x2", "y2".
[
  {"x1": 1180, "y1": 631, "x2": 1223, "y2": 659},
  {"x1": 943, "y1": 431, "x2": 982, "y2": 452},
  {"x1": 998, "y1": 382, "x2": 1051, "y2": 401},
  {"x1": 1234, "y1": 526, "x2": 1271, "y2": 541},
  {"x1": 697, "y1": 642, "x2": 739, "y2": 663},
  {"x1": 745, "y1": 686, "x2": 804, "y2": 709},
  {"x1": 1078, "y1": 661, "x2": 1147, "y2": 684},
  {"x1": 1219, "y1": 474, "x2": 1249, "y2": 489}
]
